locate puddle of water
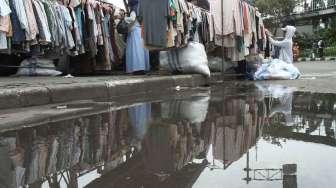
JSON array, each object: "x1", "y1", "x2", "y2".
[{"x1": 0, "y1": 84, "x2": 336, "y2": 188}]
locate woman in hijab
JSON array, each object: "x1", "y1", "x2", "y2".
[
  {"x1": 124, "y1": 0, "x2": 150, "y2": 74},
  {"x1": 268, "y1": 26, "x2": 297, "y2": 64},
  {"x1": 254, "y1": 26, "x2": 301, "y2": 80}
]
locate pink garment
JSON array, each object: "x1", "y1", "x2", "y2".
[
  {"x1": 24, "y1": 0, "x2": 39, "y2": 41},
  {"x1": 210, "y1": 0, "x2": 243, "y2": 37},
  {"x1": 0, "y1": 16, "x2": 10, "y2": 33},
  {"x1": 243, "y1": 2, "x2": 251, "y2": 34}
]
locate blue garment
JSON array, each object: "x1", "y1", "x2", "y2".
[
  {"x1": 128, "y1": 0, "x2": 139, "y2": 7},
  {"x1": 74, "y1": 6, "x2": 84, "y2": 43},
  {"x1": 9, "y1": 0, "x2": 25, "y2": 44},
  {"x1": 128, "y1": 103, "x2": 151, "y2": 141},
  {"x1": 103, "y1": 14, "x2": 114, "y2": 63},
  {"x1": 126, "y1": 22, "x2": 150, "y2": 73}
]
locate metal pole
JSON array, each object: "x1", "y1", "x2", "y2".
[{"x1": 221, "y1": 0, "x2": 225, "y2": 81}]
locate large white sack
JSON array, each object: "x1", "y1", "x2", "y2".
[
  {"x1": 254, "y1": 59, "x2": 301, "y2": 80},
  {"x1": 160, "y1": 42, "x2": 211, "y2": 77},
  {"x1": 15, "y1": 58, "x2": 62, "y2": 76}
]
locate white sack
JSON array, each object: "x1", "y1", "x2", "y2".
[
  {"x1": 15, "y1": 58, "x2": 62, "y2": 76},
  {"x1": 160, "y1": 42, "x2": 211, "y2": 77},
  {"x1": 254, "y1": 59, "x2": 301, "y2": 80}
]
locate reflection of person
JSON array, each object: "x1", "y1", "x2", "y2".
[
  {"x1": 266, "y1": 26, "x2": 296, "y2": 64},
  {"x1": 125, "y1": 0, "x2": 150, "y2": 74},
  {"x1": 128, "y1": 103, "x2": 151, "y2": 146},
  {"x1": 255, "y1": 84, "x2": 295, "y2": 126}
]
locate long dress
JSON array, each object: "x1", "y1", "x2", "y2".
[{"x1": 126, "y1": 21, "x2": 150, "y2": 73}]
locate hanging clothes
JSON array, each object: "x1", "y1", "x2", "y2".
[
  {"x1": 210, "y1": 0, "x2": 243, "y2": 37},
  {"x1": 208, "y1": 0, "x2": 267, "y2": 62},
  {"x1": 32, "y1": 0, "x2": 52, "y2": 43},
  {"x1": 24, "y1": 0, "x2": 39, "y2": 41},
  {"x1": 139, "y1": 0, "x2": 169, "y2": 48},
  {"x1": 0, "y1": 0, "x2": 11, "y2": 50},
  {"x1": 9, "y1": 0, "x2": 26, "y2": 44}
]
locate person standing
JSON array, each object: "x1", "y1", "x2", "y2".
[
  {"x1": 125, "y1": 0, "x2": 150, "y2": 74},
  {"x1": 318, "y1": 39, "x2": 325, "y2": 58}
]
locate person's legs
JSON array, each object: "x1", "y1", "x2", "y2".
[{"x1": 318, "y1": 48, "x2": 322, "y2": 58}]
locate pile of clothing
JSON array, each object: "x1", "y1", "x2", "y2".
[
  {"x1": 139, "y1": 0, "x2": 215, "y2": 49},
  {"x1": 0, "y1": 0, "x2": 125, "y2": 71}
]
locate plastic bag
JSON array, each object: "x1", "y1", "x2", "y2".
[
  {"x1": 160, "y1": 42, "x2": 211, "y2": 77},
  {"x1": 15, "y1": 58, "x2": 62, "y2": 76},
  {"x1": 254, "y1": 59, "x2": 301, "y2": 80}
]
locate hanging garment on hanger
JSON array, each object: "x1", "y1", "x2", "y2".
[
  {"x1": 9, "y1": 0, "x2": 26, "y2": 44},
  {"x1": 0, "y1": 0, "x2": 11, "y2": 49},
  {"x1": 13, "y1": 0, "x2": 29, "y2": 38},
  {"x1": 210, "y1": 0, "x2": 243, "y2": 37},
  {"x1": 32, "y1": 0, "x2": 52, "y2": 43},
  {"x1": 23, "y1": 0, "x2": 39, "y2": 41},
  {"x1": 139, "y1": 0, "x2": 169, "y2": 48}
]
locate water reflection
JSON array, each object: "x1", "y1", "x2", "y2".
[{"x1": 0, "y1": 85, "x2": 336, "y2": 188}]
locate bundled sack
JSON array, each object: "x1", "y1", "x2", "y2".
[
  {"x1": 160, "y1": 42, "x2": 211, "y2": 77},
  {"x1": 15, "y1": 58, "x2": 62, "y2": 76},
  {"x1": 254, "y1": 59, "x2": 301, "y2": 80}
]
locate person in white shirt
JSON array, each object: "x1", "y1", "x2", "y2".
[{"x1": 267, "y1": 25, "x2": 296, "y2": 64}]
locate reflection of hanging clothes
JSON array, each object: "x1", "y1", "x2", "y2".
[
  {"x1": 27, "y1": 138, "x2": 49, "y2": 184},
  {"x1": 129, "y1": 103, "x2": 151, "y2": 141},
  {"x1": 0, "y1": 139, "x2": 15, "y2": 188},
  {"x1": 46, "y1": 138, "x2": 59, "y2": 175},
  {"x1": 142, "y1": 124, "x2": 177, "y2": 174}
]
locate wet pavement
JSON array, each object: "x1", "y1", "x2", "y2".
[{"x1": 1, "y1": 83, "x2": 336, "y2": 188}]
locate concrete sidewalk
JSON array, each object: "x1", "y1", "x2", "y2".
[
  {"x1": 0, "y1": 61, "x2": 335, "y2": 110},
  {"x1": 0, "y1": 73, "x2": 231, "y2": 109}
]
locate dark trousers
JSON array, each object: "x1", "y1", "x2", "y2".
[{"x1": 318, "y1": 48, "x2": 324, "y2": 58}]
